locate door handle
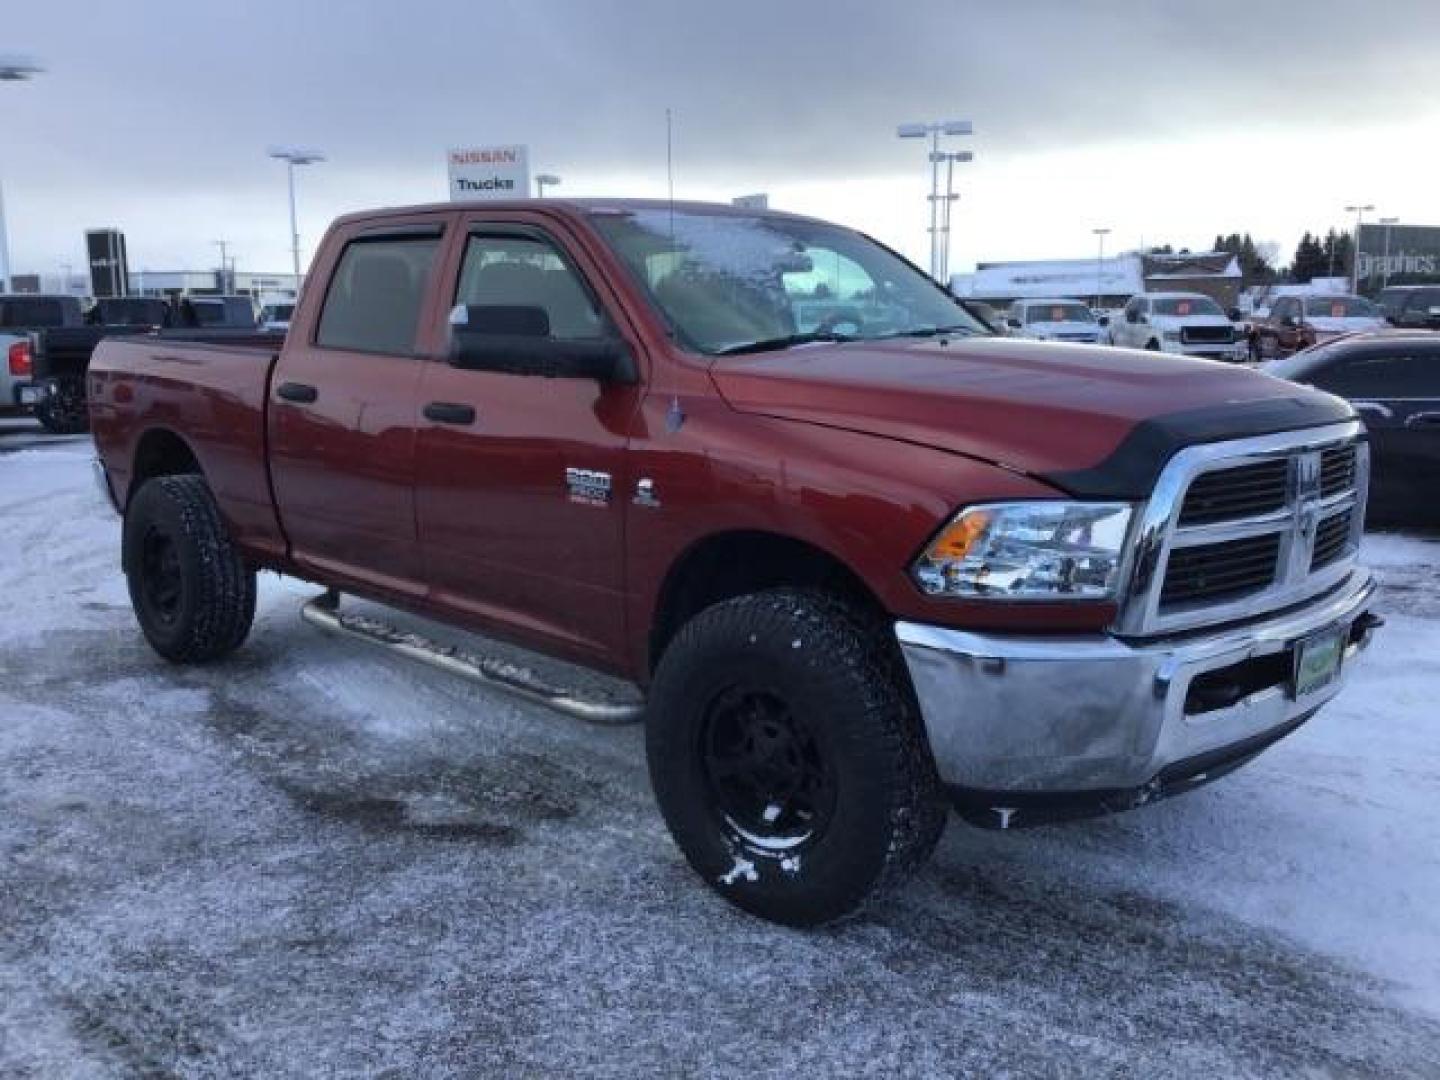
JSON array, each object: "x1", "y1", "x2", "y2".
[
  {"x1": 276, "y1": 381, "x2": 319, "y2": 404},
  {"x1": 423, "y1": 401, "x2": 477, "y2": 426},
  {"x1": 1405, "y1": 411, "x2": 1440, "y2": 430}
]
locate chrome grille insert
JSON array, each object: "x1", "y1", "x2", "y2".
[{"x1": 1118, "y1": 421, "x2": 1368, "y2": 636}]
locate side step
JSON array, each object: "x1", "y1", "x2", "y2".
[{"x1": 300, "y1": 591, "x2": 645, "y2": 725}]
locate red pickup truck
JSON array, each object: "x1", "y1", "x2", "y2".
[{"x1": 90, "y1": 199, "x2": 1380, "y2": 926}]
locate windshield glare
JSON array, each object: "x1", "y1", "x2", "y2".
[
  {"x1": 1304, "y1": 296, "x2": 1376, "y2": 318},
  {"x1": 1026, "y1": 303, "x2": 1094, "y2": 324},
  {"x1": 1153, "y1": 296, "x2": 1224, "y2": 318},
  {"x1": 589, "y1": 209, "x2": 988, "y2": 354}
]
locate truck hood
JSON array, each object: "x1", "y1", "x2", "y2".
[
  {"x1": 1149, "y1": 314, "x2": 1233, "y2": 330},
  {"x1": 710, "y1": 337, "x2": 1353, "y2": 496},
  {"x1": 1023, "y1": 320, "x2": 1102, "y2": 339},
  {"x1": 1306, "y1": 316, "x2": 1387, "y2": 334}
]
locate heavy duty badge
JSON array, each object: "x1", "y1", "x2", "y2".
[{"x1": 565, "y1": 467, "x2": 612, "y2": 506}]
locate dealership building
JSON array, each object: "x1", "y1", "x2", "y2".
[{"x1": 951, "y1": 251, "x2": 1243, "y2": 309}]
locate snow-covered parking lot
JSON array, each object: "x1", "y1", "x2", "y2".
[{"x1": 3, "y1": 419, "x2": 1439, "y2": 1077}]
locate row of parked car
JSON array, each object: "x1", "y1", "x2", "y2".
[
  {"x1": 1, "y1": 292, "x2": 293, "y2": 433},
  {"x1": 975, "y1": 286, "x2": 1440, "y2": 366}
]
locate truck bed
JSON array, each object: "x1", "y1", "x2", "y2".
[{"x1": 89, "y1": 335, "x2": 289, "y2": 563}]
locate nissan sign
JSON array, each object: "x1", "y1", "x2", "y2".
[{"x1": 448, "y1": 145, "x2": 530, "y2": 200}]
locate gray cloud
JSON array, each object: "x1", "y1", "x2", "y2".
[{"x1": 4, "y1": 0, "x2": 1438, "y2": 271}]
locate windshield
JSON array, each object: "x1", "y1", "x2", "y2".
[
  {"x1": 96, "y1": 299, "x2": 167, "y2": 325},
  {"x1": 1026, "y1": 303, "x2": 1094, "y2": 325},
  {"x1": 1304, "y1": 296, "x2": 1376, "y2": 318},
  {"x1": 1152, "y1": 296, "x2": 1224, "y2": 318},
  {"x1": 589, "y1": 208, "x2": 988, "y2": 354}
]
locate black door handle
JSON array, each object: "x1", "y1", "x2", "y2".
[
  {"x1": 276, "y1": 381, "x2": 318, "y2": 404},
  {"x1": 424, "y1": 401, "x2": 477, "y2": 426}
]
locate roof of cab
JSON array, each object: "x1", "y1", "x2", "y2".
[{"x1": 331, "y1": 198, "x2": 826, "y2": 229}]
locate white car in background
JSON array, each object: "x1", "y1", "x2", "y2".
[
  {"x1": 1003, "y1": 298, "x2": 1105, "y2": 344},
  {"x1": 1111, "y1": 291, "x2": 1249, "y2": 363},
  {"x1": 258, "y1": 302, "x2": 295, "y2": 333}
]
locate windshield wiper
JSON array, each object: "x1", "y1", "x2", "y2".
[
  {"x1": 879, "y1": 324, "x2": 982, "y2": 340},
  {"x1": 715, "y1": 331, "x2": 855, "y2": 356}
]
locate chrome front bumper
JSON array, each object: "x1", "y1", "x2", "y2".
[{"x1": 897, "y1": 569, "x2": 1379, "y2": 819}]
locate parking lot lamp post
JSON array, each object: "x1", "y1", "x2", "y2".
[
  {"x1": 898, "y1": 120, "x2": 972, "y2": 280},
  {"x1": 1092, "y1": 228, "x2": 1111, "y2": 309},
  {"x1": 0, "y1": 55, "x2": 45, "y2": 294},
  {"x1": 1379, "y1": 217, "x2": 1399, "y2": 288},
  {"x1": 937, "y1": 151, "x2": 974, "y2": 285},
  {"x1": 268, "y1": 146, "x2": 326, "y2": 291},
  {"x1": 1344, "y1": 203, "x2": 1374, "y2": 293},
  {"x1": 535, "y1": 173, "x2": 561, "y2": 198}
]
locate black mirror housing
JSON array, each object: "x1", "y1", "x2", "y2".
[
  {"x1": 1227, "y1": 307, "x2": 1243, "y2": 322},
  {"x1": 448, "y1": 305, "x2": 635, "y2": 382}
]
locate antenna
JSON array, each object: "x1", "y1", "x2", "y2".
[{"x1": 665, "y1": 108, "x2": 675, "y2": 240}]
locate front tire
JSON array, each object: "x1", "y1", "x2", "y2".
[
  {"x1": 646, "y1": 589, "x2": 947, "y2": 926},
  {"x1": 123, "y1": 475, "x2": 256, "y2": 663}
]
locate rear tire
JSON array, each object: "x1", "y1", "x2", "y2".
[
  {"x1": 34, "y1": 377, "x2": 89, "y2": 435},
  {"x1": 123, "y1": 475, "x2": 256, "y2": 663},
  {"x1": 646, "y1": 589, "x2": 947, "y2": 927}
]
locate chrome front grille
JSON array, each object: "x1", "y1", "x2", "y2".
[{"x1": 1119, "y1": 421, "x2": 1369, "y2": 636}]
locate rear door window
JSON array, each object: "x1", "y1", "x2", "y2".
[{"x1": 317, "y1": 236, "x2": 442, "y2": 354}]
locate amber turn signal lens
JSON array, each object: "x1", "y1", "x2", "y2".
[{"x1": 928, "y1": 510, "x2": 991, "y2": 561}]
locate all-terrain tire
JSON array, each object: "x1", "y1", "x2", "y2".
[
  {"x1": 123, "y1": 475, "x2": 256, "y2": 663},
  {"x1": 646, "y1": 589, "x2": 947, "y2": 927},
  {"x1": 34, "y1": 377, "x2": 90, "y2": 435}
]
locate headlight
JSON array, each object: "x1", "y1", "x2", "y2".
[
  {"x1": 1162, "y1": 330, "x2": 1183, "y2": 341},
  {"x1": 912, "y1": 502, "x2": 1133, "y2": 600}
]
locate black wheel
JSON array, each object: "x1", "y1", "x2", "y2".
[
  {"x1": 1145, "y1": 339, "x2": 1161, "y2": 351},
  {"x1": 123, "y1": 475, "x2": 256, "y2": 663},
  {"x1": 646, "y1": 589, "x2": 947, "y2": 926},
  {"x1": 34, "y1": 376, "x2": 89, "y2": 435}
]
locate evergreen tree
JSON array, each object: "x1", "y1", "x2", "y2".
[{"x1": 1291, "y1": 232, "x2": 1328, "y2": 283}]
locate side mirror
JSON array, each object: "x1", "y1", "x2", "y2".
[
  {"x1": 1280, "y1": 315, "x2": 1298, "y2": 329},
  {"x1": 1097, "y1": 315, "x2": 1110, "y2": 328},
  {"x1": 448, "y1": 304, "x2": 634, "y2": 382},
  {"x1": 1006, "y1": 317, "x2": 1022, "y2": 329},
  {"x1": 1125, "y1": 310, "x2": 1139, "y2": 324},
  {"x1": 1227, "y1": 307, "x2": 1242, "y2": 322}
]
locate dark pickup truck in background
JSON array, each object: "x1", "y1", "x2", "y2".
[
  {"x1": 10, "y1": 293, "x2": 266, "y2": 434},
  {"x1": 90, "y1": 199, "x2": 1379, "y2": 925}
]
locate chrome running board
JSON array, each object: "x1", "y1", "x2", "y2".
[{"x1": 300, "y1": 591, "x2": 644, "y2": 725}]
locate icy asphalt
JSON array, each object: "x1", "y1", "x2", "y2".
[{"x1": 2, "y1": 418, "x2": 1439, "y2": 1078}]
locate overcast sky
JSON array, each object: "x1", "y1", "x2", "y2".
[{"x1": 4, "y1": 0, "x2": 1439, "y2": 281}]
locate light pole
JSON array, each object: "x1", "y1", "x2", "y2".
[
  {"x1": 1344, "y1": 203, "x2": 1373, "y2": 293},
  {"x1": 1379, "y1": 216, "x2": 1399, "y2": 288},
  {"x1": 267, "y1": 146, "x2": 326, "y2": 291},
  {"x1": 535, "y1": 173, "x2": 561, "y2": 198},
  {"x1": 935, "y1": 150, "x2": 974, "y2": 285},
  {"x1": 898, "y1": 119, "x2": 973, "y2": 279},
  {"x1": 0, "y1": 54, "x2": 45, "y2": 294},
  {"x1": 213, "y1": 239, "x2": 233, "y2": 292},
  {"x1": 1092, "y1": 228, "x2": 1111, "y2": 310}
]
